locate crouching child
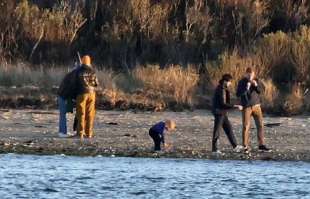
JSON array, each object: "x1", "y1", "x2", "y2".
[{"x1": 149, "y1": 120, "x2": 176, "y2": 151}]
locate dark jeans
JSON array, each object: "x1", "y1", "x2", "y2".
[
  {"x1": 149, "y1": 130, "x2": 162, "y2": 151},
  {"x1": 212, "y1": 114, "x2": 237, "y2": 152}
]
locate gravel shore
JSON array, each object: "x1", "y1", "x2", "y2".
[{"x1": 0, "y1": 109, "x2": 309, "y2": 161}]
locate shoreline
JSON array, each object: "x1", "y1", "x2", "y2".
[
  {"x1": 0, "y1": 110, "x2": 309, "y2": 161},
  {"x1": 1, "y1": 147, "x2": 310, "y2": 162}
]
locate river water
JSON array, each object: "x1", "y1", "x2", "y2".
[{"x1": 0, "y1": 154, "x2": 309, "y2": 199}]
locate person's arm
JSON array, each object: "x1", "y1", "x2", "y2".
[
  {"x1": 94, "y1": 75, "x2": 99, "y2": 88},
  {"x1": 160, "y1": 132, "x2": 165, "y2": 144},
  {"x1": 251, "y1": 79, "x2": 261, "y2": 94},
  {"x1": 236, "y1": 80, "x2": 250, "y2": 97},
  {"x1": 219, "y1": 89, "x2": 234, "y2": 109}
]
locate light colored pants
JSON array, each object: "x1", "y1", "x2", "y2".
[
  {"x1": 76, "y1": 92, "x2": 96, "y2": 138},
  {"x1": 242, "y1": 104, "x2": 265, "y2": 147},
  {"x1": 58, "y1": 96, "x2": 67, "y2": 134}
]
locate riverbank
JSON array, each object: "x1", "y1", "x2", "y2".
[{"x1": 0, "y1": 109, "x2": 309, "y2": 161}]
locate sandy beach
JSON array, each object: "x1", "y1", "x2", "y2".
[{"x1": 0, "y1": 109, "x2": 309, "y2": 161}]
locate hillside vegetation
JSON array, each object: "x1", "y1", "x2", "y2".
[{"x1": 1, "y1": 0, "x2": 310, "y2": 114}]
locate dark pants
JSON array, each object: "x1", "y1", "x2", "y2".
[
  {"x1": 149, "y1": 130, "x2": 162, "y2": 151},
  {"x1": 212, "y1": 114, "x2": 237, "y2": 152}
]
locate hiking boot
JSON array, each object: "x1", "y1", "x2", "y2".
[
  {"x1": 233, "y1": 145, "x2": 243, "y2": 153},
  {"x1": 258, "y1": 145, "x2": 272, "y2": 152}
]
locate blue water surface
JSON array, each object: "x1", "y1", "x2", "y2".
[{"x1": 0, "y1": 154, "x2": 309, "y2": 199}]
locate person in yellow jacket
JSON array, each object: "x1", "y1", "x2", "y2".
[{"x1": 76, "y1": 55, "x2": 99, "y2": 139}]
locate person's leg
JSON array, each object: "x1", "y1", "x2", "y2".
[
  {"x1": 212, "y1": 115, "x2": 224, "y2": 152},
  {"x1": 73, "y1": 115, "x2": 78, "y2": 132},
  {"x1": 76, "y1": 94, "x2": 87, "y2": 138},
  {"x1": 58, "y1": 96, "x2": 67, "y2": 134},
  {"x1": 252, "y1": 105, "x2": 265, "y2": 146},
  {"x1": 149, "y1": 130, "x2": 161, "y2": 151},
  {"x1": 222, "y1": 115, "x2": 237, "y2": 148},
  {"x1": 242, "y1": 107, "x2": 252, "y2": 148},
  {"x1": 85, "y1": 92, "x2": 96, "y2": 138}
]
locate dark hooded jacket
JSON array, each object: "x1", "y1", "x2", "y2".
[
  {"x1": 212, "y1": 82, "x2": 235, "y2": 115},
  {"x1": 57, "y1": 67, "x2": 79, "y2": 99},
  {"x1": 236, "y1": 77, "x2": 261, "y2": 107}
]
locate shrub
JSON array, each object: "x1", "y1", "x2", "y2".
[
  {"x1": 255, "y1": 31, "x2": 292, "y2": 78},
  {"x1": 132, "y1": 65, "x2": 199, "y2": 106},
  {"x1": 291, "y1": 26, "x2": 310, "y2": 83},
  {"x1": 205, "y1": 50, "x2": 258, "y2": 91},
  {"x1": 260, "y1": 79, "x2": 279, "y2": 112},
  {"x1": 11, "y1": 0, "x2": 85, "y2": 62}
]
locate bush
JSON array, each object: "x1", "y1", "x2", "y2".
[
  {"x1": 132, "y1": 65, "x2": 199, "y2": 106},
  {"x1": 205, "y1": 50, "x2": 258, "y2": 91}
]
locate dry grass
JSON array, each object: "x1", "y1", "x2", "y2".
[
  {"x1": 0, "y1": 58, "x2": 309, "y2": 114},
  {"x1": 0, "y1": 63, "x2": 65, "y2": 87},
  {"x1": 0, "y1": 63, "x2": 200, "y2": 110},
  {"x1": 132, "y1": 65, "x2": 199, "y2": 106},
  {"x1": 206, "y1": 50, "x2": 256, "y2": 90},
  {"x1": 260, "y1": 79, "x2": 279, "y2": 112}
]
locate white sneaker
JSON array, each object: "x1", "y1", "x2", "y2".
[
  {"x1": 212, "y1": 150, "x2": 222, "y2": 155},
  {"x1": 233, "y1": 145, "x2": 243, "y2": 153},
  {"x1": 58, "y1": 133, "x2": 72, "y2": 138}
]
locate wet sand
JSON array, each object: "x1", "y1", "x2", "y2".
[{"x1": 0, "y1": 109, "x2": 309, "y2": 161}]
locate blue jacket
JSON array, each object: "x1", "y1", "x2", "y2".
[{"x1": 150, "y1": 121, "x2": 166, "y2": 143}]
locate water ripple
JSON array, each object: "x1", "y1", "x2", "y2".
[{"x1": 0, "y1": 155, "x2": 309, "y2": 199}]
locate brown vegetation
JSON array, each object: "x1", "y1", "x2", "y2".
[{"x1": 1, "y1": 0, "x2": 310, "y2": 115}]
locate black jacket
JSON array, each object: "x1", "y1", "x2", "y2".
[
  {"x1": 57, "y1": 67, "x2": 79, "y2": 99},
  {"x1": 212, "y1": 84, "x2": 234, "y2": 115},
  {"x1": 236, "y1": 77, "x2": 261, "y2": 107}
]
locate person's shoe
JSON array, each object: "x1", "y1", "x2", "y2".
[
  {"x1": 243, "y1": 146, "x2": 251, "y2": 154},
  {"x1": 212, "y1": 150, "x2": 222, "y2": 155},
  {"x1": 58, "y1": 133, "x2": 72, "y2": 138},
  {"x1": 86, "y1": 134, "x2": 94, "y2": 139},
  {"x1": 258, "y1": 145, "x2": 272, "y2": 152},
  {"x1": 68, "y1": 132, "x2": 77, "y2": 137},
  {"x1": 233, "y1": 145, "x2": 243, "y2": 153}
]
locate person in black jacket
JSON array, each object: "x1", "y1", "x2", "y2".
[
  {"x1": 236, "y1": 67, "x2": 271, "y2": 153},
  {"x1": 212, "y1": 74, "x2": 243, "y2": 154}
]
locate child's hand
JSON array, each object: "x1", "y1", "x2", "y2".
[{"x1": 164, "y1": 143, "x2": 173, "y2": 151}]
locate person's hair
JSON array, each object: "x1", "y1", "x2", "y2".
[
  {"x1": 82, "y1": 55, "x2": 91, "y2": 66},
  {"x1": 246, "y1": 67, "x2": 253, "y2": 73},
  {"x1": 165, "y1": 120, "x2": 176, "y2": 131},
  {"x1": 222, "y1": 74, "x2": 232, "y2": 82},
  {"x1": 219, "y1": 74, "x2": 233, "y2": 85}
]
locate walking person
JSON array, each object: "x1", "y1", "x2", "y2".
[
  {"x1": 212, "y1": 74, "x2": 243, "y2": 154},
  {"x1": 76, "y1": 55, "x2": 99, "y2": 139},
  {"x1": 236, "y1": 67, "x2": 271, "y2": 153},
  {"x1": 57, "y1": 63, "x2": 80, "y2": 138}
]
